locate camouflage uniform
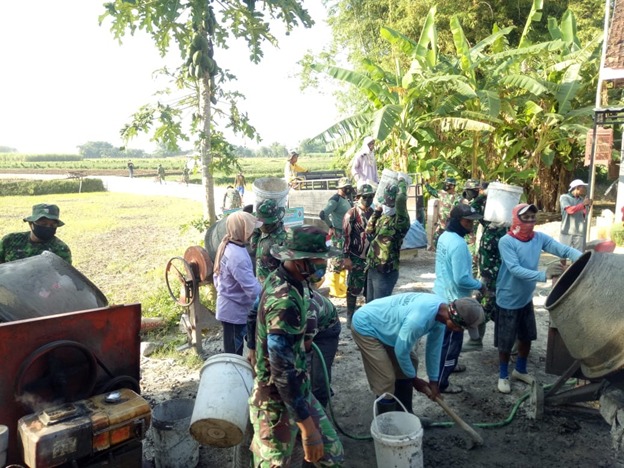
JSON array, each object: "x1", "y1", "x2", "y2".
[
  {"x1": 432, "y1": 190, "x2": 462, "y2": 249},
  {"x1": 250, "y1": 200, "x2": 288, "y2": 284},
  {"x1": 319, "y1": 178, "x2": 353, "y2": 273},
  {"x1": 223, "y1": 187, "x2": 243, "y2": 210},
  {"x1": 249, "y1": 227, "x2": 343, "y2": 467},
  {"x1": 365, "y1": 180, "x2": 410, "y2": 302},
  {"x1": 478, "y1": 222, "x2": 506, "y2": 322},
  {"x1": 305, "y1": 290, "x2": 341, "y2": 408},
  {"x1": 0, "y1": 232, "x2": 72, "y2": 264},
  {"x1": 366, "y1": 179, "x2": 410, "y2": 274},
  {"x1": 342, "y1": 187, "x2": 374, "y2": 296}
]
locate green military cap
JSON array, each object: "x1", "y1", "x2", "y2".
[
  {"x1": 256, "y1": 199, "x2": 285, "y2": 224},
  {"x1": 271, "y1": 225, "x2": 341, "y2": 260},
  {"x1": 444, "y1": 177, "x2": 457, "y2": 186},
  {"x1": 377, "y1": 183, "x2": 399, "y2": 206},
  {"x1": 336, "y1": 177, "x2": 353, "y2": 189},
  {"x1": 23, "y1": 203, "x2": 65, "y2": 226},
  {"x1": 464, "y1": 179, "x2": 482, "y2": 190},
  {"x1": 356, "y1": 183, "x2": 374, "y2": 197}
]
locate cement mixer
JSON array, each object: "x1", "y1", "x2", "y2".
[{"x1": 528, "y1": 250, "x2": 624, "y2": 427}]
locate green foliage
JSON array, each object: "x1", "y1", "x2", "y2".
[
  {"x1": 24, "y1": 154, "x2": 83, "y2": 162},
  {"x1": 0, "y1": 178, "x2": 106, "y2": 197},
  {"x1": 611, "y1": 223, "x2": 624, "y2": 247}
]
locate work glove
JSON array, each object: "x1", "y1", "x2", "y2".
[{"x1": 545, "y1": 263, "x2": 564, "y2": 279}]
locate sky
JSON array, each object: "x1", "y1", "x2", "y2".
[{"x1": 0, "y1": 2, "x2": 339, "y2": 154}]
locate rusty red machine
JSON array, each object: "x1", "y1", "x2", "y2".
[{"x1": 0, "y1": 252, "x2": 149, "y2": 467}]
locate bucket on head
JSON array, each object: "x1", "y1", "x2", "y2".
[
  {"x1": 253, "y1": 177, "x2": 290, "y2": 210},
  {"x1": 545, "y1": 251, "x2": 624, "y2": 378},
  {"x1": 371, "y1": 393, "x2": 423, "y2": 468},
  {"x1": 483, "y1": 182, "x2": 523, "y2": 225},
  {"x1": 190, "y1": 353, "x2": 254, "y2": 448},
  {"x1": 152, "y1": 399, "x2": 199, "y2": 468},
  {"x1": 374, "y1": 169, "x2": 399, "y2": 204}
]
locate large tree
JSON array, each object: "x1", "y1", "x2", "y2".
[{"x1": 100, "y1": 1, "x2": 313, "y2": 222}]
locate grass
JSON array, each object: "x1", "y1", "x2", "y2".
[{"x1": 1, "y1": 193, "x2": 207, "y2": 334}]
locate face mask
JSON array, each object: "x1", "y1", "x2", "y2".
[
  {"x1": 32, "y1": 224, "x2": 57, "y2": 241},
  {"x1": 382, "y1": 205, "x2": 396, "y2": 216},
  {"x1": 360, "y1": 196, "x2": 373, "y2": 208},
  {"x1": 300, "y1": 259, "x2": 326, "y2": 282}
]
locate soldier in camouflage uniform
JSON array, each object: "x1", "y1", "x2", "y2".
[
  {"x1": 431, "y1": 177, "x2": 461, "y2": 250},
  {"x1": 342, "y1": 183, "x2": 374, "y2": 327},
  {"x1": 0, "y1": 203, "x2": 72, "y2": 264},
  {"x1": 223, "y1": 185, "x2": 243, "y2": 211},
  {"x1": 319, "y1": 177, "x2": 353, "y2": 297},
  {"x1": 250, "y1": 226, "x2": 344, "y2": 467},
  {"x1": 250, "y1": 199, "x2": 287, "y2": 285},
  {"x1": 304, "y1": 290, "x2": 341, "y2": 408},
  {"x1": 462, "y1": 179, "x2": 483, "y2": 273},
  {"x1": 365, "y1": 178, "x2": 410, "y2": 302}
]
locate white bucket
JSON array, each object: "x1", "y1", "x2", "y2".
[
  {"x1": 253, "y1": 177, "x2": 290, "y2": 210},
  {"x1": 483, "y1": 182, "x2": 524, "y2": 225},
  {"x1": 152, "y1": 399, "x2": 199, "y2": 468},
  {"x1": 190, "y1": 353, "x2": 254, "y2": 448},
  {"x1": 374, "y1": 169, "x2": 399, "y2": 203},
  {"x1": 0, "y1": 425, "x2": 8, "y2": 467},
  {"x1": 371, "y1": 393, "x2": 423, "y2": 468}
]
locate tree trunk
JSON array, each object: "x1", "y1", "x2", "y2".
[{"x1": 200, "y1": 72, "x2": 216, "y2": 224}]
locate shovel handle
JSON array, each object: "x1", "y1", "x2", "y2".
[{"x1": 434, "y1": 396, "x2": 483, "y2": 445}]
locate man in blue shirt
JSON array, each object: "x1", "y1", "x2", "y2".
[
  {"x1": 351, "y1": 292, "x2": 484, "y2": 413},
  {"x1": 495, "y1": 203, "x2": 582, "y2": 393},
  {"x1": 433, "y1": 203, "x2": 486, "y2": 394}
]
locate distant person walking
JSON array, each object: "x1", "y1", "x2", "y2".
[
  {"x1": 127, "y1": 160, "x2": 134, "y2": 178},
  {"x1": 157, "y1": 164, "x2": 166, "y2": 184},
  {"x1": 235, "y1": 171, "x2": 246, "y2": 197},
  {"x1": 350, "y1": 136, "x2": 378, "y2": 187},
  {"x1": 182, "y1": 166, "x2": 190, "y2": 186}
]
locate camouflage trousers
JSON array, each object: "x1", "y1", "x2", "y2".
[
  {"x1": 346, "y1": 255, "x2": 367, "y2": 296},
  {"x1": 249, "y1": 394, "x2": 344, "y2": 467},
  {"x1": 328, "y1": 231, "x2": 345, "y2": 273}
]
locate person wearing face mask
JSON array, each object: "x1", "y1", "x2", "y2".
[
  {"x1": 433, "y1": 204, "x2": 487, "y2": 394},
  {"x1": 0, "y1": 204, "x2": 72, "y2": 264},
  {"x1": 213, "y1": 211, "x2": 263, "y2": 356},
  {"x1": 365, "y1": 178, "x2": 410, "y2": 302},
  {"x1": 319, "y1": 177, "x2": 354, "y2": 298},
  {"x1": 249, "y1": 225, "x2": 344, "y2": 467},
  {"x1": 495, "y1": 203, "x2": 582, "y2": 394},
  {"x1": 342, "y1": 183, "x2": 375, "y2": 328}
]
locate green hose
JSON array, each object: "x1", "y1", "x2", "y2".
[{"x1": 311, "y1": 342, "x2": 562, "y2": 438}]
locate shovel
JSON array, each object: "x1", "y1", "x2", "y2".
[{"x1": 434, "y1": 396, "x2": 484, "y2": 448}]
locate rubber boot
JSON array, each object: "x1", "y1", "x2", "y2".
[
  {"x1": 393, "y1": 379, "x2": 414, "y2": 413},
  {"x1": 376, "y1": 398, "x2": 397, "y2": 415},
  {"x1": 328, "y1": 272, "x2": 347, "y2": 298},
  {"x1": 346, "y1": 294, "x2": 357, "y2": 329}
]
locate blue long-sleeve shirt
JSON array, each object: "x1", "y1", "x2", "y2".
[
  {"x1": 496, "y1": 232, "x2": 582, "y2": 309},
  {"x1": 351, "y1": 293, "x2": 446, "y2": 381},
  {"x1": 433, "y1": 230, "x2": 482, "y2": 301}
]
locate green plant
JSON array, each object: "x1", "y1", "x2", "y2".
[{"x1": 611, "y1": 223, "x2": 624, "y2": 247}]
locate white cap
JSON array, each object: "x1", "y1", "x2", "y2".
[{"x1": 569, "y1": 179, "x2": 587, "y2": 190}]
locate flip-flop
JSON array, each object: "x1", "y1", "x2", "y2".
[
  {"x1": 452, "y1": 364, "x2": 467, "y2": 373},
  {"x1": 441, "y1": 384, "x2": 464, "y2": 394}
]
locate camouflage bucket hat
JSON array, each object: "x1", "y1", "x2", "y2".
[
  {"x1": 24, "y1": 203, "x2": 64, "y2": 226},
  {"x1": 444, "y1": 177, "x2": 457, "y2": 186},
  {"x1": 377, "y1": 183, "x2": 399, "y2": 206},
  {"x1": 356, "y1": 183, "x2": 374, "y2": 197},
  {"x1": 271, "y1": 225, "x2": 341, "y2": 260},
  {"x1": 464, "y1": 179, "x2": 482, "y2": 190},
  {"x1": 256, "y1": 199, "x2": 285, "y2": 224},
  {"x1": 336, "y1": 177, "x2": 353, "y2": 189}
]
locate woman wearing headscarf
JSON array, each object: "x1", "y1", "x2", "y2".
[
  {"x1": 350, "y1": 136, "x2": 378, "y2": 186},
  {"x1": 214, "y1": 211, "x2": 262, "y2": 355}
]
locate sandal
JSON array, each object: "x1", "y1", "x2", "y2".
[
  {"x1": 452, "y1": 364, "x2": 466, "y2": 373},
  {"x1": 441, "y1": 384, "x2": 463, "y2": 394}
]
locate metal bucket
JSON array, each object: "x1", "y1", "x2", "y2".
[
  {"x1": 0, "y1": 251, "x2": 108, "y2": 322},
  {"x1": 545, "y1": 251, "x2": 624, "y2": 378},
  {"x1": 152, "y1": 399, "x2": 199, "y2": 468}
]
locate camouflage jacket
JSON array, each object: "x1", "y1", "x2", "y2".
[
  {"x1": 320, "y1": 193, "x2": 352, "y2": 232},
  {"x1": 342, "y1": 203, "x2": 373, "y2": 259},
  {"x1": 249, "y1": 223, "x2": 287, "y2": 284},
  {"x1": 251, "y1": 265, "x2": 312, "y2": 420},
  {"x1": 305, "y1": 290, "x2": 340, "y2": 342},
  {"x1": 366, "y1": 179, "x2": 410, "y2": 273},
  {"x1": 437, "y1": 191, "x2": 461, "y2": 229},
  {"x1": 223, "y1": 188, "x2": 242, "y2": 210},
  {"x1": 0, "y1": 232, "x2": 72, "y2": 264}
]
